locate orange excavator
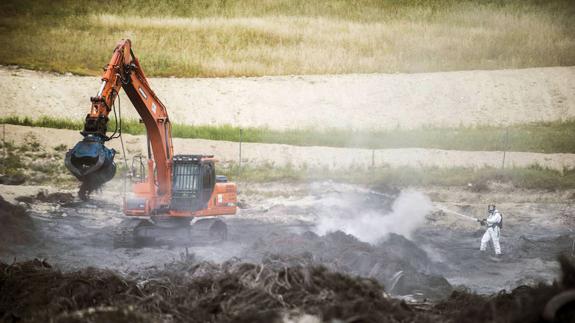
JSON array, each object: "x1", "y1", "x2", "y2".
[{"x1": 65, "y1": 39, "x2": 237, "y2": 245}]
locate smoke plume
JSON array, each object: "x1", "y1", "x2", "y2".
[{"x1": 314, "y1": 190, "x2": 433, "y2": 244}]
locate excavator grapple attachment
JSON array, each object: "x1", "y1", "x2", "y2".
[{"x1": 65, "y1": 135, "x2": 116, "y2": 188}]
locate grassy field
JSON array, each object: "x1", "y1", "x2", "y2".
[
  {"x1": 3, "y1": 116, "x2": 575, "y2": 153},
  {"x1": 0, "y1": 0, "x2": 574, "y2": 77}
]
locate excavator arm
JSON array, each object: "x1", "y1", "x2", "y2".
[{"x1": 66, "y1": 39, "x2": 173, "y2": 199}]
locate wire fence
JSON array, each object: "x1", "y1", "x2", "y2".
[{"x1": 234, "y1": 125, "x2": 519, "y2": 173}]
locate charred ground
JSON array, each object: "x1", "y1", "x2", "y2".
[
  {"x1": 1, "y1": 255, "x2": 574, "y2": 322},
  {"x1": 1, "y1": 180, "x2": 574, "y2": 322}
]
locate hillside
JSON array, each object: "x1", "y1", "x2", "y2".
[{"x1": 1, "y1": 0, "x2": 574, "y2": 77}]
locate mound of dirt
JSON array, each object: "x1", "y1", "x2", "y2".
[
  {"x1": 0, "y1": 195, "x2": 37, "y2": 250},
  {"x1": 0, "y1": 258, "x2": 417, "y2": 323},
  {"x1": 434, "y1": 255, "x2": 575, "y2": 323},
  {"x1": 248, "y1": 230, "x2": 452, "y2": 300},
  {"x1": 1, "y1": 256, "x2": 574, "y2": 323}
]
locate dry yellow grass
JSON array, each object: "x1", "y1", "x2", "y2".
[{"x1": 0, "y1": 0, "x2": 573, "y2": 77}]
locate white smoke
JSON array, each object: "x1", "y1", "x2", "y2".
[{"x1": 314, "y1": 190, "x2": 433, "y2": 244}]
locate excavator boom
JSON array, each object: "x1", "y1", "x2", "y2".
[{"x1": 66, "y1": 40, "x2": 173, "y2": 199}]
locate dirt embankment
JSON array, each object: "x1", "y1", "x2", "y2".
[
  {"x1": 4, "y1": 124, "x2": 575, "y2": 171},
  {"x1": 1, "y1": 66, "x2": 574, "y2": 130}
]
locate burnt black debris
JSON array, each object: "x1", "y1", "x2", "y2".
[
  {"x1": 78, "y1": 179, "x2": 103, "y2": 201},
  {"x1": 1, "y1": 256, "x2": 574, "y2": 323},
  {"x1": 248, "y1": 230, "x2": 453, "y2": 300},
  {"x1": 0, "y1": 196, "x2": 37, "y2": 251},
  {"x1": 15, "y1": 191, "x2": 74, "y2": 205},
  {"x1": 0, "y1": 258, "x2": 419, "y2": 323}
]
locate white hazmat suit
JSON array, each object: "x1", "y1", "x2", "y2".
[{"x1": 480, "y1": 210, "x2": 502, "y2": 255}]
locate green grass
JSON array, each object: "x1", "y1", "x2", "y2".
[
  {"x1": 0, "y1": 116, "x2": 82, "y2": 131},
  {"x1": 0, "y1": 0, "x2": 574, "y2": 77},
  {"x1": 0, "y1": 135, "x2": 72, "y2": 184},
  {"x1": 0, "y1": 142, "x2": 24, "y2": 176},
  {"x1": 221, "y1": 163, "x2": 575, "y2": 191},
  {"x1": 3, "y1": 116, "x2": 575, "y2": 153}
]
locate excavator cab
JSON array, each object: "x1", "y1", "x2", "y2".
[{"x1": 170, "y1": 155, "x2": 215, "y2": 212}]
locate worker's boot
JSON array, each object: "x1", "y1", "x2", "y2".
[{"x1": 489, "y1": 254, "x2": 503, "y2": 262}]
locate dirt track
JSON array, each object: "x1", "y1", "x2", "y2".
[
  {"x1": 1, "y1": 65, "x2": 574, "y2": 129},
  {"x1": 4, "y1": 124, "x2": 575, "y2": 171}
]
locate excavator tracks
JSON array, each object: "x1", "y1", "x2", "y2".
[{"x1": 113, "y1": 217, "x2": 228, "y2": 248}]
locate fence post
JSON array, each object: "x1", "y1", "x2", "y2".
[
  {"x1": 238, "y1": 128, "x2": 242, "y2": 180},
  {"x1": 2, "y1": 123, "x2": 5, "y2": 161},
  {"x1": 501, "y1": 127, "x2": 509, "y2": 169}
]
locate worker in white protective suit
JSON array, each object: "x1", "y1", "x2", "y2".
[{"x1": 478, "y1": 204, "x2": 502, "y2": 256}]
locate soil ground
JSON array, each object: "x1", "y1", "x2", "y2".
[
  {"x1": 1, "y1": 66, "x2": 574, "y2": 130},
  {"x1": 1, "y1": 181, "x2": 573, "y2": 300}
]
